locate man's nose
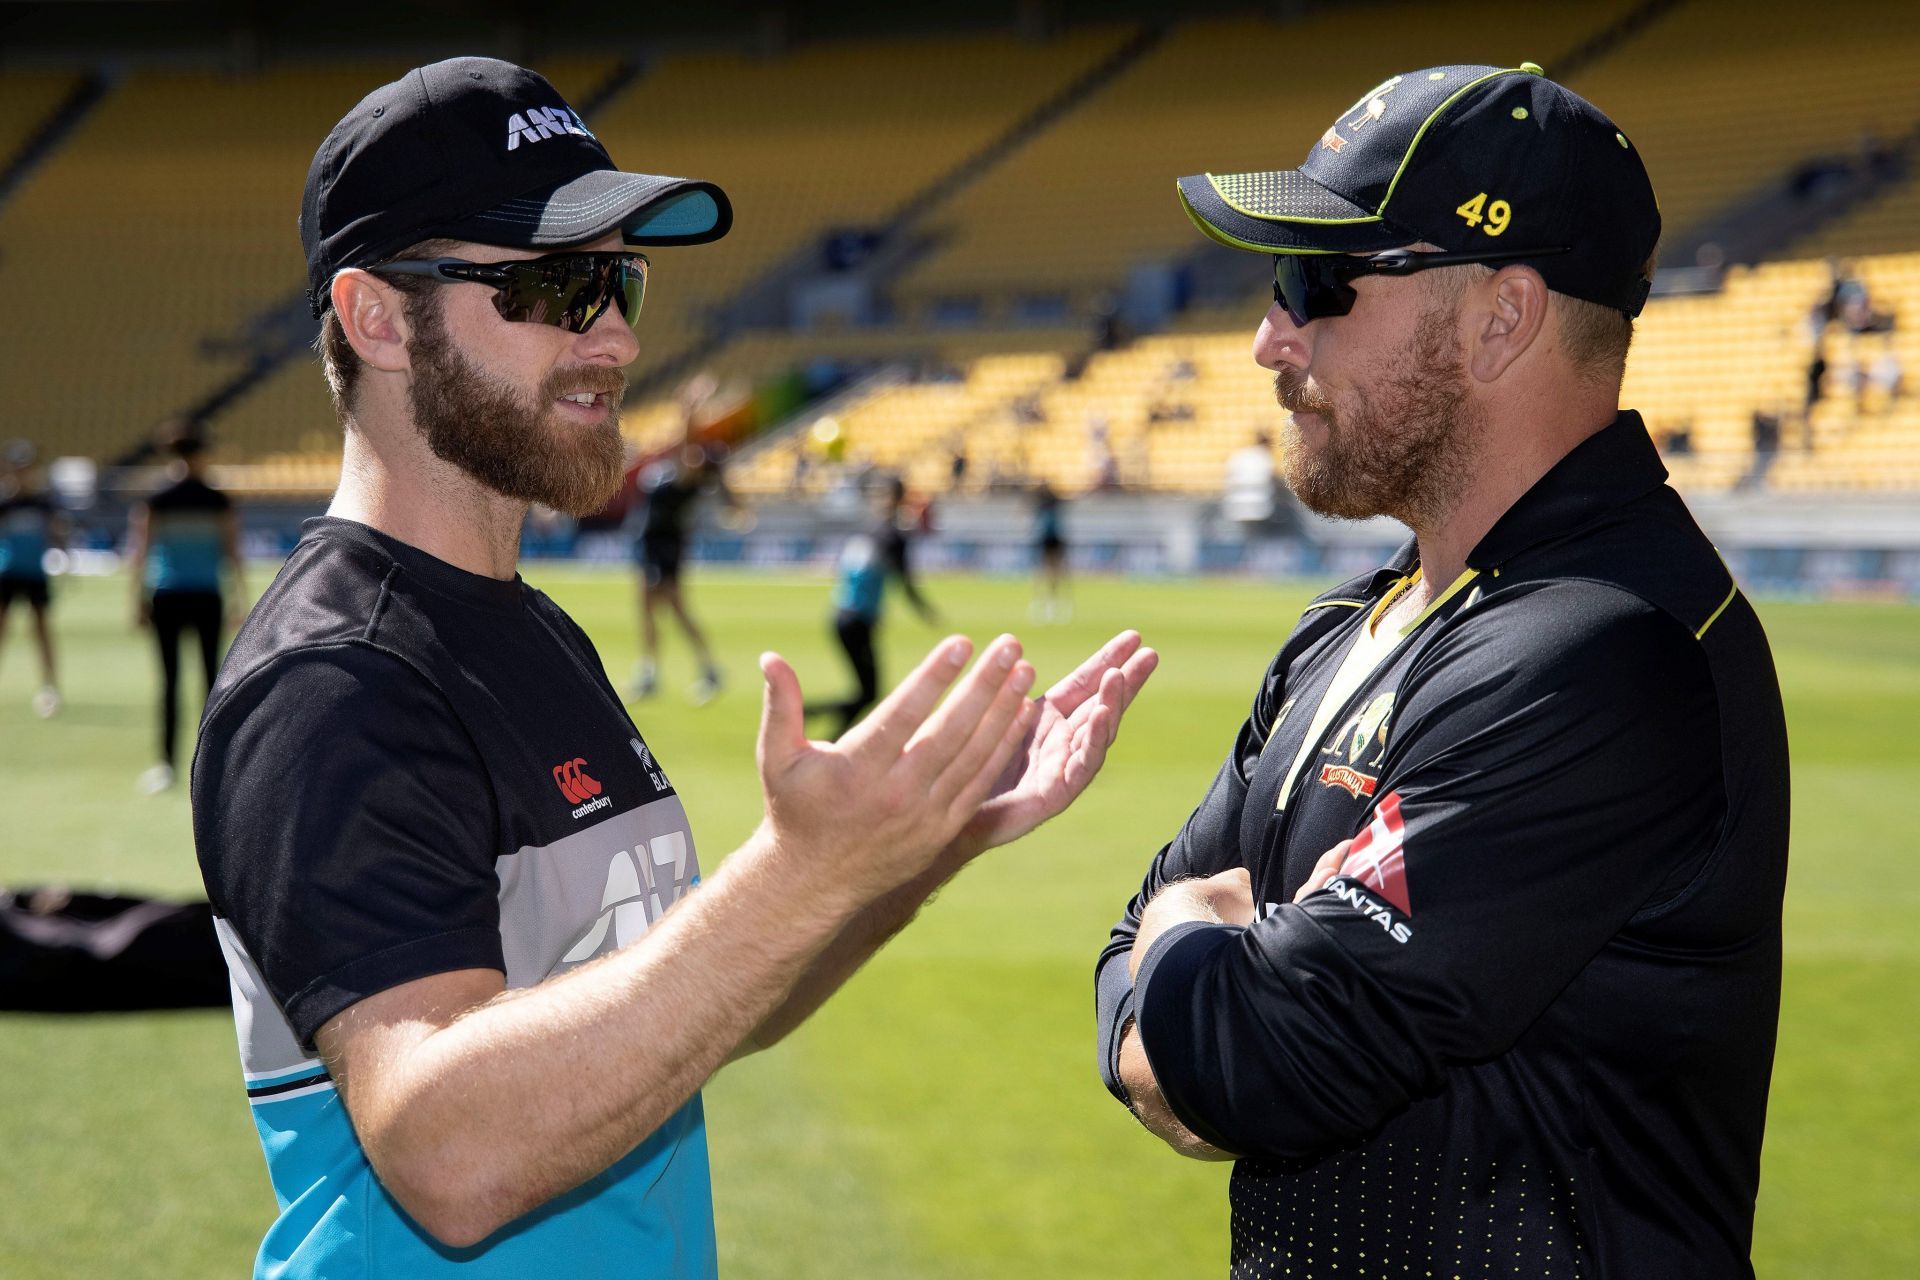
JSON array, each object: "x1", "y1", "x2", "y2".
[
  {"x1": 576, "y1": 302, "x2": 640, "y2": 366},
  {"x1": 1253, "y1": 305, "x2": 1310, "y2": 373}
]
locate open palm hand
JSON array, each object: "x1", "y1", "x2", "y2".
[{"x1": 957, "y1": 630, "x2": 1158, "y2": 856}]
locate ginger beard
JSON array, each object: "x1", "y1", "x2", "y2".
[
  {"x1": 1274, "y1": 293, "x2": 1483, "y2": 531},
  {"x1": 405, "y1": 296, "x2": 628, "y2": 517}
]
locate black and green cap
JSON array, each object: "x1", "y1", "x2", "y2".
[{"x1": 1176, "y1": 62, "x2": 1660, "y2": 316}]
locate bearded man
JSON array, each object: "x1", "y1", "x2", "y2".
[
  {"x1": 1094, "y1": 63, "x2": 1789, "y2": 1278},
  {"x1": 192, "y1": 58, "x2": 1155, "y2": 1279}
]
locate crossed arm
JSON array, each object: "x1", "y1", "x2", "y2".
[
  {"x1": 1106, "y1": 594, "x2": 1724, "y2": 1165},
  {"x1": 1116, "y1": 846, "x2": 1349, "y2": 1160},
  {"x1": 318, "y1": 631, "x2": 1156, "y2": 1247}
]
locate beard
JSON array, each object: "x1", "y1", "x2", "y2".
[
  {"x1": 405, "y1": 300, "x2": 628, "y2": 517},
  {"x1": 1273, "y1": 299, "x2": 1482, "y2": 529}
]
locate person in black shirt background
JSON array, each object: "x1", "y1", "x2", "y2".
[
  {"x1": 127, "y1": 429, "x2": 244, "y2": 794},
  {"x1": 1029, "y1": 479, "x2": 1070, "y2": 624},
  {"x1": 0, "y1": 439, "x2": 66, "y2": 718},
  {"x1": 630, "y1": 374, "x2": 733, "y2": 704},
  {"x1": 1099, "y1": 63, "x2": 1788, "y2": 1278}
]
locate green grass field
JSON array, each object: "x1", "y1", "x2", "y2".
[{"x1": 1, "y1": 566, "x2": 1915, "y2": 1278}]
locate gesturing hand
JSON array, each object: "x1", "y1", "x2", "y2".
[
  {"x1": 953, "y1": 630, "x2": 1159, "y2": 857},
  {"x1": 755, "y1": 634, "x2": 1039, "y2": 894}
]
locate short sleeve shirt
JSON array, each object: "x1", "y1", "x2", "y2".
[
  {"x1": 0, "y1": 492, "x2": 55, "y2": 579},
  {"x1": 833, "y1": 519, "x2": 910, "y2": 621},
  {"x1": 193, "y1": 518, "x2": 715, "y2": 1279},
  {"x1": 145, "y1": 475, "x2": 231, "y2": 593}
]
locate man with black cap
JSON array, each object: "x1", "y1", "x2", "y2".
[
  {"x1": 192, "y1": 57, "x2": 1155, "y2": 1279},
  {"x1": 1095, "y1": 63, "x2": 1788, "y2": 1277}
]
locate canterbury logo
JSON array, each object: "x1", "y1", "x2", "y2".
[
  {"x1": 553, "y1": 758, "x2": 602, "y2": 805},
  {"x1": 505, "y1": 105, "x2": 595, "y2": 151}
]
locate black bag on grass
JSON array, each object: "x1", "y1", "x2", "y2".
[{"x1": 0, "y1": 886, "x2": 229, "y2": 1011}]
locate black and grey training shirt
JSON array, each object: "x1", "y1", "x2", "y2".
[
  {"x1": 191, "y1": 517, "x2": 715, "y2": 1276},
  {"x1": 1095, "y1": 412, "x2": 1789, "y2": 1279}
]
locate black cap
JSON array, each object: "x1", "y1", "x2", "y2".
[
  {"x1": 301, "y1": 57, "x2": 733, "y2": 318},
  {"x1": 1177, "y1": 62, "x2": 1659, "y2": 316}
]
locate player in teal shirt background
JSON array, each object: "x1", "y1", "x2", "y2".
[
  {"x1": 806, "y1": 474, "x2": 940, "y2": 739},
  {"x1": 126, "y1": 429, "x2": 243, "y2": 794},
  {"x1": 0, "y1": 439, "x2": 66, "y2": 718}
]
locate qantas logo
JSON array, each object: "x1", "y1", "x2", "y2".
[
  {"x1": 1327, "y1": 876, "x2": 1412, "y2": 943},
  {"x1": 505, "y1": 105, "x2": 595, "y2": 151},
  {"x1": 553, "y1": 758, "x2": 609, "y2": 818},
  {"x1": 560, "y1": 831, "x2": 692, "y2": 964},
  {"x1": 1323, "y1": 791, "x2": 1414, "y2": 943},
  {"x1": 1341, "y1": 791, "x2": 1411, "y2": 913}
]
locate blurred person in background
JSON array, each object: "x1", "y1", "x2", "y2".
[
  {"x1": 1808, "y1": 258, "x2": 1860, "y2": 343},
  {"x1": 1804, "y1": 330, "x2": 1829, "y2": 415},
  {"x1": 1030, "y1": 478, "x2": 1071, "y2": 623},
  {"x1": 127, "y1": 429, "x2": 243, "y2": 793},
  {"x1": 1087, "y1": 413, "x2": 1120, "y2": 490},
  {"x1": 1858, "y1": 331, "x2": 1905, "y2": 414},
  {"x1": 1145, "y1": 354, "x2": 1198, "y2": 424},
  {"x1": 1221, "y1": 429, "x2": 1280, "y2": 530},
  {"x1": 629, "y1": 373, "x2": 734, "y2": 704},
  {"x1": 0, "y1": 439, "x2": 66, "y2": 717},
  {"x1": 806, "y1": 474, "x2": 939, "y2": 739},
  {"x1": 947, "y1": 431, "x2": 970, "y2": 493}
]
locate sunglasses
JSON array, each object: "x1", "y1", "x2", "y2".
[
  {"x1": 1271, "y1": 246, "x2": 1572, "y2": 327},
  {"x1": 375, "y1": 251, "x2": 648, "y2": 334}
]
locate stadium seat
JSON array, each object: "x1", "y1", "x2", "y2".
[
  {"x1": 4, "y1": 14, "x2": 1915, "y2": 506},
  {"x1": 1576, "y1": 0, "x2": 1920, "y2": 240}
]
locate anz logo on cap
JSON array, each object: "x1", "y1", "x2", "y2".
[{"x1": 504, "y1": 104, "x2": 596, "y2": 152}]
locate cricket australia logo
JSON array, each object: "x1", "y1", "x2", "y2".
[
  {"x1": 1322, "y1": 74, "x2": 1402, "y2": 152},
  {"x1": 1342, "y1": 75, "x2": 1403, "y2": 131},
  {"x1": 561, "y1": 830, "x2": 693, "y2": 964},
  {"x1": 1319, "y1": 690, "x2": 1393, "y2": 797}
]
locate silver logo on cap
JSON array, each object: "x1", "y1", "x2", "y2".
[{"x1": 504, "y1": 105, "x2": 596, "y2": 152}]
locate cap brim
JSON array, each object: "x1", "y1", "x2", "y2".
[
  {"x1": 1177, "y1": 170, "x2": 1409, "y2": 255},
  {"x1": 447, "y1": 169, "x2": 733, "y2": 249}
]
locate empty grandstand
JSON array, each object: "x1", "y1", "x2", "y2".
[{"x1": 0, "y1": 0, "x2": 1915, "y2": 589}]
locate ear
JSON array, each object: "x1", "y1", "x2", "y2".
[
  {"x1": 330, "y1": 269, "x2": 416, "y2": 375},
  {"x1": 1468, "y1": 265, "x2": 1550, "y2": 383}
]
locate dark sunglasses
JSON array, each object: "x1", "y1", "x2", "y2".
[
  {"x1": 1271, "y1": 246, "x2": 1572, "y2": 327},
  {"x1": 375, "y1": 251, "x2": 648, "y2": 334}
]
